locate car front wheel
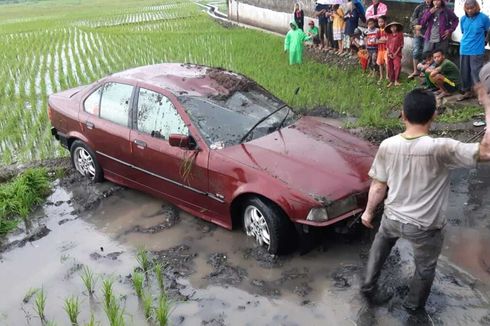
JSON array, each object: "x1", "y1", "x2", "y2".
[
  {"x1": 70, "y1": 140, "x2": 103, "y2": 182},
  {"x1": 242, "y1": 197, "x2": 294, "y2": 255}
]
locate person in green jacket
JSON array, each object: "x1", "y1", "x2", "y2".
[
  {"x1": 284, "y1": 21, "x2": 310, "y2": 65},
  {"x1": 306, "y1": 20, "x2": 320, "y2": 47}
]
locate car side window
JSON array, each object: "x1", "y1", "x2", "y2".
[
  {"x1": 136, "y1": 88, "x2": 188, "y2": 139},
  {"x1": 100, "y1": 82, "x2": 133, "y2": 127},
  {"x1": 84, "y1": 87, "x2": 102, "y2": 116}
]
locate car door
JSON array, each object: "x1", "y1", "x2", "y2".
[
  {"x1": 128, "y1": 85, "x2": 212, "y2": 214},
  {"x1": 78, "y1": 81, "x2": 135, "y2": 179}
]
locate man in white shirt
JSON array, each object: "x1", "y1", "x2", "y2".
[{"x1": 360, "y1": 85, "x2": 490, "y2": 312}]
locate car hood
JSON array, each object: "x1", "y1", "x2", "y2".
[{"x1": 219, "y1": 116, "x2": 377, "y2": 202}]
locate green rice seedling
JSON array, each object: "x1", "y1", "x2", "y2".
[
  {"x1": 136, "y1": 248, "x2": 151, "y2": 274},
  {"x1": 154, "y1": 294, "x2": 171, "y2": 326},
  {"x1": 23, "y1": 287, "x2": 40, "y2": 304},
  {"x1": 142, "y1": 291, "x2": 153, "y2": 321},
  {"x1": 154, "y1": 262, "x2": 165, "y2": 292},
  {"x1": 104, "y1": 297, "x2": 126, "y2": 326},
  {"x1": 34, "y1": 288, "x2": 47, "y2": 323},
  {"x1": 102, "y1": 278, "x2": 114, "y2": 310},
  {"x1": 80, "y1": 266, "x2": 97, "y2": 295},
  {"x1": 131, "y1": 271, "x2": 144, "y2": 299},
  {"x1": 46, "y1": 320, "x2": 57, "y2": 326},
  {"x1": 64, "y1": 296, "x2": 81, "y2": 325},
  {"x1": 85, "y1": 314, "x2": 96, "y2": 326}
]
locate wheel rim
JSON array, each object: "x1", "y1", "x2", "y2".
[
  {"x1": 73, "y1": 147, "x2": 96, "y2": 180},
  {"x1": 244, "y1": 205, "x2": 271, "y2": 248}
]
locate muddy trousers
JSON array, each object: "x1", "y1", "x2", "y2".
[
  {"x1": 387, "y1": 56, "x2": 401, "y2": 82},
  {"x1": 361, "y1": 217, "x2": 444, "y2": 309}
]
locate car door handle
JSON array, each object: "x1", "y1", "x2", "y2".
[
  {"x1": 134, "y1": 139, "x2": 147, "y2": 149},
  {"x1": 85, "y1": 121, "x2": 94, "y2": 130}
]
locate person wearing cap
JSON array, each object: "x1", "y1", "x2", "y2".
[
  {"x1": 386, "y1": 21, "x2": 404, "y2": 87},
  {"x1": 457, "y1": 0, "x2": 490, "y2": 101},
  {"x1": 360, "y1": 81, "x2": 490, "y2": 313},
  {"x1": 307, "y1": 20, "x2": 320, "y2": 47}
]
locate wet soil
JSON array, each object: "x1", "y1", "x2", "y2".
[{"x1": 0, "y1": 163, "x2": 489, "y2": 325}]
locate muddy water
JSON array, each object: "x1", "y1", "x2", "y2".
[{"x1": 1, "y1": 165, "x2": 490, "y2": 325}]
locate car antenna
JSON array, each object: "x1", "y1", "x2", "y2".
[
  {"x1": 277, "y1": 86, "x2": 300, "y2": 130},
  {"x1": 239, "y1": 87, "x2": 300, "y2": 144}
]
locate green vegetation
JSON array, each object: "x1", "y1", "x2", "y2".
[
  {"x1": 142, "y1": 291, "x2": 153, "y2": 320},
  {"x1": 155, "y1": 262, "x2": 165, "y2": 292},
  {"x1": 34, "y1": 288, "x2": 47, "y2": 323},
  {"x1": 136, "y1": 248, "x2": 151, "y2": 274},
  {"x1": 132, "y1": 271, "x2": 145, "y2": 299},
  {"x1": 63, "y1": 296, "x2": 80, "y2": 326},
  {"x1": 80, "y1": 266, "x2": 97, "y2": 296},
  {"x1": 436, "y1": 106, "x2": 482, "y2": 123},
  {"x1": 155, "y1": 294, "x2": 171, "y2": 326},
  {"x1": 0, "y1": 168, "x2": 50, "y2": 235},
  {"x1": 0, "y1": 0, "x2": 469, "y2": 166}
]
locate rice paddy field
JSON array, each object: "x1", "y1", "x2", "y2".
[{"x1": 0, "y1": 0, "x2": 415, "y2": 166}]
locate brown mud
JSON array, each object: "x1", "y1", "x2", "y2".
[{"x1": 0, "y1": 161, "x2": 490, "y2": 325}]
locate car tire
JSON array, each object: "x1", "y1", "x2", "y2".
[
  {"x1": 242, "y1": 196, "x2": 295, "y2": 255},
  {"x1": 70, "y1": 140, "x2": 103, "y2": 182}
]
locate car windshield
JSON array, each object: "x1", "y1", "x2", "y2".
[{"x1": 179, "y1": 89, "x2": 296, "y2": 149}]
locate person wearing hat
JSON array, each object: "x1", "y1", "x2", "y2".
[
  {"x1": 306, "y1": 20, "x2": 320, "y2": 47},
  {"x1": 360, "y1": 83, "x2": 490, "y2": 313},
  {"x1": 385, "y1": 21, "x2": 404, "y2": 87},
  {"x1": 457, "y1": 0, "x2": 490, "y2": 101}
]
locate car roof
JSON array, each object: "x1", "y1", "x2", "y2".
[{"x1": 111, "y1": 63, "x2": 252, "y2": 97}]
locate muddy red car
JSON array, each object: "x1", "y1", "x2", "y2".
[{"x1": 48, "y1": 63, "x2": 376, "y2": 254}]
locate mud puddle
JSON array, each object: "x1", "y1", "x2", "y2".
[{"x1": 1, "y1": 164, "x2": 490, "y2": 325}]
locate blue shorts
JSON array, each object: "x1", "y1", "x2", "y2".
[{"x1": 412, "y1": 36, "x2": 424, "y2": 61}]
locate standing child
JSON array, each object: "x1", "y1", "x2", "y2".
[
  {"x1": 376, "y1": 16, "x2": 388, "y2": 83},
  {"x1": 284, "y1": 21, "x2": 310, "y2": 65},
  {"x1": 386, "y1": 21, "x2": 404, "y2": 87},
  {"x1": 365, "y1": 18, "x2": 379, "y2": 76},
  {"x1": 332, "y1": 4, "x2": 345, "y2": 54}
]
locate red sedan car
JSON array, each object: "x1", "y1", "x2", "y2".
[{"x1": 48, "y1": 63, "x2": 376, "y2": 254}]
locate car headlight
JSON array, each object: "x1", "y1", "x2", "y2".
[
  {"x1": 307, "y1": 195, "x2": 359, "y2": 222},
  {"x1": 306, "y1": 207, "x2": 329, "y2": 222}
]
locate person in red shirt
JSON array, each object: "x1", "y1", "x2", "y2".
[{"x1": 386, "y1": 22, "x2": 404, "y2": 87}]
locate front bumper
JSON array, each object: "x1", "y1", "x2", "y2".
[{"x1": 296, "y1": 208, "x2": 364, "y2": 227}]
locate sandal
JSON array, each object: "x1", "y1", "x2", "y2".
[
  {"x1": 407, "y1": 72, "x2": 418, "y2": 80},
  {"x1": 473, "y1": 120, "x2": 486, "y2": 127}
]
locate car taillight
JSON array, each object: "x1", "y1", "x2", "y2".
[{"x1": 47, "y1": 105, "x2": 53, "y2": 121}]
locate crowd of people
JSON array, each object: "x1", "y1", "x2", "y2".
[{"x1": 284, "y1": 0, "x2": 490, "y2": 117}]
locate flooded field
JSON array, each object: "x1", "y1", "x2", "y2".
[{"x1": 1, "y1": 163, "x2": 490, "y2": 325}]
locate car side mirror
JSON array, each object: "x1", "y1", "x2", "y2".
[{"x1": 169, "y1": 134, "x2": 194, "y2": 149}]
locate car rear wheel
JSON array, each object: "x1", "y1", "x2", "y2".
[
  {"x1": 70, "y1": 140, "x2": 103, "y2": 182},
  {"x1": 242, "y1": 197, "x2": 294, "y2": 255}
]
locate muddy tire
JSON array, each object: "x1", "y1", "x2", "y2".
[
  {"x1": 70, "y1": 140, "x2": 103, "y2": 182},
  {"x1": 242, "y1": 197, "x2": 295, "y2": 255}
]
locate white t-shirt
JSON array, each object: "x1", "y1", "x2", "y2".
[{"x1": 369, "y1": 134, "x2": 479, "y2": 229}]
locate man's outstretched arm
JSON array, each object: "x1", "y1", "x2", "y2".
[
  {"x1": 476, "y1": 84, "x2": 490, "y2": 161},
  {"x1": 361, "y1": 179, "x2": 387, "y2": 229}
]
